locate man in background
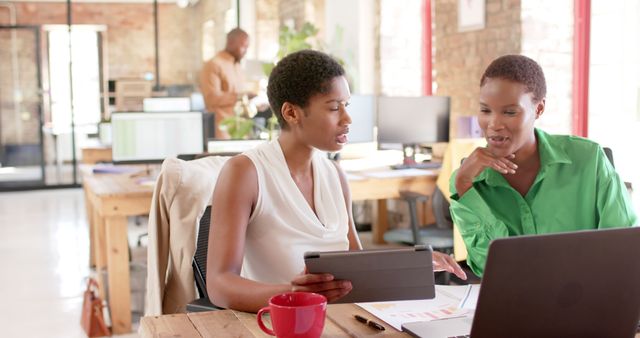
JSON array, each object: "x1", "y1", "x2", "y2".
[{"x1": 200, "y1": 28, "x2": 250, "y2": 139}]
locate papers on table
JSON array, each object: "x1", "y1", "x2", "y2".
[
  {"x1": 339, "y1": 150, "x2": 405, "y2": 171},
  {"x1": 362, "y1": 168, "x2": 438, "y2": 179},
  {"x1": 92, "y1": 165, "x2": 139, "y2": 174},
  {"x1": 346, "y1": 173, "x2": 366, "y2": 181},
  {"x1": 136, "y1": 177, "x2": 156, "y2": 187},
  {"x1": 459, "y1": 284, "x2": 480, "y2": 310},
  {"x1": 357, "y1": 285, "x2": 479, "y2": 331}
]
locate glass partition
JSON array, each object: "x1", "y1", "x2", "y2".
[{"x1": 0, "y1": 26, "x2": 45, "y2": 189}]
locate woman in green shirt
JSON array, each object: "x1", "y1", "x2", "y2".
[{"x1": 450, "y1": 55, "x2": 637, "y2": 277}]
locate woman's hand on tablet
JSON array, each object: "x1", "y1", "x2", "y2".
[
  {"x1": 290, "y1": 271, "x2": 353, "y2": 302},
  {"x1": 432, "y1": 251, "x2": 467, "y2": 280}
]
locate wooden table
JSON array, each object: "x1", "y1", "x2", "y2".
[
  {"x1": 139, "y1": 304, "x2": 640, "y2": 338},
  {"x1": 82, "y1": 165, "x2": 437, "y2": 333},
  {"x1": 81, "y1": 165, "x2": 155, "y2": 334},
  {"x1": 81, "y1": 145, "x2": 113, "y2": 164},
  {"x1": 349, "y1": 170, "x2": 437, "y2": 244},
  {"x1": 140, "y1": 304, "x2": 408, "y2": 337}
]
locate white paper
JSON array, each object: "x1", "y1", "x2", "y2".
[
  {"x1": 346, "y1": 173, "x2": 366, "y2": 181},
  {"x1": 356, "y1": 285, "x2": 473, "y2": 331},
  {"x1": 459, "y1": 284, "x2": 480, "y2": 310},
  {"x1": 363, "y1": 168, "x2": 438, "y2": 179}
]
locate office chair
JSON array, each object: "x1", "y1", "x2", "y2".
[
  {"x1": 186, "y1": 206, "x2": 224, "y2": 312},
  {"x1": 383, "y1": 186, "x2": 454, "y2": 283},
  {"x1": 603, "y1": 147, "x2": 633, "y2": 191},
  {"x1": 383, "y1": 187, "x2": 454, "y2": 251},
  {"x1": 603, "y1": 147, "x2": 615, "y2": 168}
]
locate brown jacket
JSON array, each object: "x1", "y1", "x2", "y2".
[
  {"x1": 200, "y1": 51, "x2": 245, "y2": 130},
  {"x1": 145, "y1": 156, "x2": 229, "y2": 315}
]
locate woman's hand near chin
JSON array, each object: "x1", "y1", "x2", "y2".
[{"x1": 455, "y1": 147, "x2": 518, "y2": 197}]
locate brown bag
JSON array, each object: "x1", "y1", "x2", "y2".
[{"x1": 81, "y1": 278, "x2": 110, "y2": 337}]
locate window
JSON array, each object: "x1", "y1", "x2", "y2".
[
  {"x1": 589, "y1": 0, "x2": 640, "y2": 196},
  {"x1": 47, "y1": 25, "x2": 102, "y2": 132},
  {"x1": 380, "y1": 0, "x2": 423, "y2": 96}
]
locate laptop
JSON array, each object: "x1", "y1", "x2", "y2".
[{"x1": 402, "y1": 227, "x2": 640, "y2": 338}]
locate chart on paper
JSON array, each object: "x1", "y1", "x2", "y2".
[
  {"x1": 378, "y1": 303, "x2": 460, "y2": 321},
  {"x1": 357, "y1": 285, "x2": 474, "y2": 331}
]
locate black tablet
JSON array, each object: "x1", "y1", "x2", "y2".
[{"x1": 304, "y1": 245, "x2": 435, "y2": 303}]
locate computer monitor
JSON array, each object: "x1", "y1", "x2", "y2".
[
  {"x1": 333, "y1": 95, "x2": 377, "y2": 160},
  {"x1": 346, "y1": 95, "x2": 376, "y2": 143},
  {"x1": 111, "y1": 112, "x2": 204, "y2": 163},
  {"x1": 377, "y1": 96, "x2": 450, "y2": 165}
]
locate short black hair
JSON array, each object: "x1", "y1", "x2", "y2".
[
  {"x1": 267, "y1": 49, "x2": 345, "y2": 129},
  {"x1": 480, "y1": 54, "x2": 547, "y2": 102}
]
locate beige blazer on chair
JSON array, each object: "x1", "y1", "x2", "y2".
[{"x1": 145, "y1": 156, "x2": 229, "y2": 315}]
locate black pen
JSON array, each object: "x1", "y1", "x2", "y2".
[{"x1": 354, "y1": 314, "x2": 386, "y2": 331}]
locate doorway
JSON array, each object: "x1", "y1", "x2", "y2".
[{"x1": 44, "y1": 25, "x2": 104, "y2": 185}]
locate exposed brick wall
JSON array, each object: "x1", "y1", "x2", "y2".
[
  {"x1": 158, "y1": 5, "x2": 199, "y2": 85},
  {"x1": 193, "y1": 0, "x2": 280, "y2": 64},
  {"x1": 0, "y1": 2, "x2": 203, "y2": 146},
  {"x1": 433, "y1": 0, "x2": 522, "y2": 138},
  {"x1": 2, "y1": 2, "x2": 196, "y2": 85},
  {"x1": 278, "y1": 0, "x2": 306, "y2": 29},
  {"x1": 193, "y1": 0, "x2": 227, "y2": 66},
  {"x1": 373, "y1": 0, "x2": 382, "y2": 95},
  {"x1": 194, "y1": 0, "x2": 231, "y2": 59},
  {"x1": 308, "y1": 0, "x2": 325, "y2": 41},
  {"x1": 278, "y1": 0, "x2": 324, "y2": 34},
  {"x1": 0, "y1": 28, "x2": 40, "y2": 144},
  {"x1": 1, "y1": 0, "x2": 575, "y2": 146}
]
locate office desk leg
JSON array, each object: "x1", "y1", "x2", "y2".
[
  {"x1": 84, "y1": 190, "x2": 95, "y2": 267},
  {"x1": 92, "y1": 210, "x2": 107, "y2": 299},
  {"x1": 372, "y1": 199, "x2": 389, "y2": 244},
  {"x1": 105, "y1": 216, "x2": 132, "y2": 334}
]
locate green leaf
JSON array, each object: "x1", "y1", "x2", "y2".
[
  {"x1": 262, "y1": 62, "x2": 275, "y2": 77},
  {"x1": 220, "y1": 116, "x2": 255, "y2": 139}
]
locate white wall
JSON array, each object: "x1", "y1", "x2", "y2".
[
  {"x1": 521, "y1": 0, "x2": 573, "y2": 135},
  {"x1": 239, "y1": 0, "x2": 257, "y2": 59},
  {"x1": 324, "y1": 0, "x2": 376, "y2": 94},
  {"x1": 589, "y1": 0, "x2": 640, "y2": 193},
  {"x1": 379, "y1": 0, "x2": 423, "y2": 96}
]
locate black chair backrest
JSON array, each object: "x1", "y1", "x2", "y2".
[
  {"x1": 432, "y1": 186, "x2": 453, "y2": 229},
  {"x1": 193, "y1": 205, "x2": 211, "y2": 299},
  {"x1": 603, "y1": 147, "x2": 614, "y2": 168}
]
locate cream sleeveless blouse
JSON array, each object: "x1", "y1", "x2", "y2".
[{"x1": 240, "y1": 140, "x2": 349, "y2": 283}]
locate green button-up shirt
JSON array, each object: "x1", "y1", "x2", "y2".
[{"x1": 450, "y1": 129, "x2": 637, "y2": 277}]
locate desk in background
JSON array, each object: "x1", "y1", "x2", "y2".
[
  {"x1": 81, "y1": 144, "x2": 113, "y2": 164},
  {"x1": 349, "y1": 169, "x2": 438, "y2": 244},
  {"x1": 81, "y1": 164, "x2": 156, "y2": 334}
]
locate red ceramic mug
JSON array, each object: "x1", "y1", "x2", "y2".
[{"x1": 257, "y1": 292, "x2": 327, "y2": 338}]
